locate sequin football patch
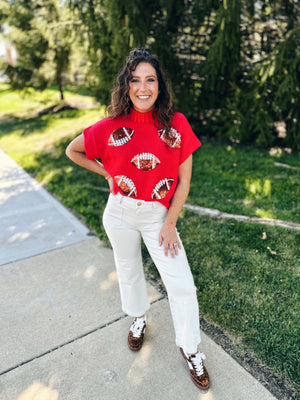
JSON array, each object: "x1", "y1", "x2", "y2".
[
  {"x1": 115, "y1": 175, "x2": 137, "y2": 197},
  {"x1": 131, "y1": 152, "x2": 160, "y2": 171},
  {"x1": 158, "y1": 128, "x2": 181, "y2": 148},
  {"x1": 108, "y1": 128, "x2": 134, "y2": 146},
  {"x1": 151, "y1": 178, "x2": 174, "y2": 199}
]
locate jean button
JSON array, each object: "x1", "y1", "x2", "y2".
[{"x1": 137, "y1": 202, "x2": 142, "y2": 206}]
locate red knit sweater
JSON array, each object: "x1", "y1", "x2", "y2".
[{"x1": 83, "y1": 108, "x2": 201, "y2": 208}]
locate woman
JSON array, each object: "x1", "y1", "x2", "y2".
[{"x1": 65, "y1": 48, "x2": 210, "y2": 391}]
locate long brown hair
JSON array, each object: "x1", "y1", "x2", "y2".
[{"x1": 107, "y1": 48, "x2": 174, "y2": 129}]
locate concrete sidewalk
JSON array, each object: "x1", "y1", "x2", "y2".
[{"x1": 0, "y1": 148, "x2": 278, "y2": 400}]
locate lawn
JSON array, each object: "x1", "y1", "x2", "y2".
[
  {"x1": 190, "y1": 142, "x2": 300, "y2": 223},
  {"x1": 0, "y1": 84, "x2": 299, "y2": 396}
]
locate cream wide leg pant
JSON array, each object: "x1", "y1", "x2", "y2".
[{"x1": 102, "y1": 193, "x2": 201, "y2": 353}]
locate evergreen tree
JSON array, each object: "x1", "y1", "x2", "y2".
[
  {"x1": 34, "y1": 0, "x2": 74, "y2": 100},
  {"x1": 3, "y1": 0, "x2": 75, "y2": 100},
  {"x1": 4, "y1": 0, "x2": 49, "y2": 89},
  {"x1": 257, "y1": 26, "x2": 300, "y2": 149},
  {"x1": 201, "y1": 0, "x2": 242, "y2": 105},
  {"x1": 150, "y1": 0, "x2": 187, "y2": 110},
  {"x1": 1, "y1": 0, "x2": 299, "y2": 149},
  {"x1": 70, "y1": 0, "x2": 160, "y2": 103}
]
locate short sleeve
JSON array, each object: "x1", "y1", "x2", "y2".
[
  {"x1": 173, "y1": 113, "x2": 201, "y2": 165},
  {"x1": 83, "y1": 118, "x2": 109, "y2": 160}
]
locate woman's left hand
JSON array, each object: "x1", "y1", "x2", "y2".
[
  {"x1": 159, "y1": 223, "x2": 182, "y2": 258},
  {"x1": 158, "y1": 156, "x2": 193, "y2": 258}
]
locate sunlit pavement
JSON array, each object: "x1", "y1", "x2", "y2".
[{"x1": 0, "y1": 148, "x2": 277, "y2": 400}]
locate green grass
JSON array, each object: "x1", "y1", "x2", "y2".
[
  {"x1": 178, "y1": 213, "x2": 299, "y2": 388},
  {"x1": 0, "y1": 84, "x2": 299, "y2": 393},
  {"x1": 190, "y1": 143, "x2": 300, "y2": 223}
]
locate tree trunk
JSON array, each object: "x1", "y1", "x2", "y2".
[{"x1": 58, "y1": 75, "x2": 64, "y2": 101}]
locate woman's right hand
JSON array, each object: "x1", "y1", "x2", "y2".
[
  {"x1": 106, "y1": 176, "x2": 115, "y2": 193},
  {"x1": 66, "y1": 133, "x2": 115, "y2": 193}
]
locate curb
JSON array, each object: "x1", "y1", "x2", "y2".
[{"x1": 184, "y1": 204, "x2": 300, "y2": 231}]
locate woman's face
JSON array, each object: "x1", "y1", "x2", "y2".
[{"x1": 128, "y1": 62, "x2": 159, "y2": 113}]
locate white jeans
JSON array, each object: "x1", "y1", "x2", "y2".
[{"x1": 102, "y1": 193, "x2": 201, "y2": 353}]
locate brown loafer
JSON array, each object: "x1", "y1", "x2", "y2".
[
  {"x1": 127, "y1": 317, "x2": 146, "y2": 351},
  {"x1": 180, "y1": 348, "x2": 210, "y2": 390}
]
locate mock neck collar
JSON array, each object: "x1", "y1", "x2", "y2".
[{"x1": 128, "y1": 108, "x2": 157, "y2": 124}]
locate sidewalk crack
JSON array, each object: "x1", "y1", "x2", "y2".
[
  {"x1": 0, "y1": 314, "x2": 126, "y2": 376},
  {"x1": 0, "y1": 297, "x2": 166, "y2": 377}
]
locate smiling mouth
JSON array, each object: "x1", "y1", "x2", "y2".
[{"x1": 137, "y1": 95, "x2": 151, "y2": 100}]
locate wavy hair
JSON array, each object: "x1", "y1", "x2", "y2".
[{"x1": 107, "y1": 48, "x2": 174, "y2": 129}]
